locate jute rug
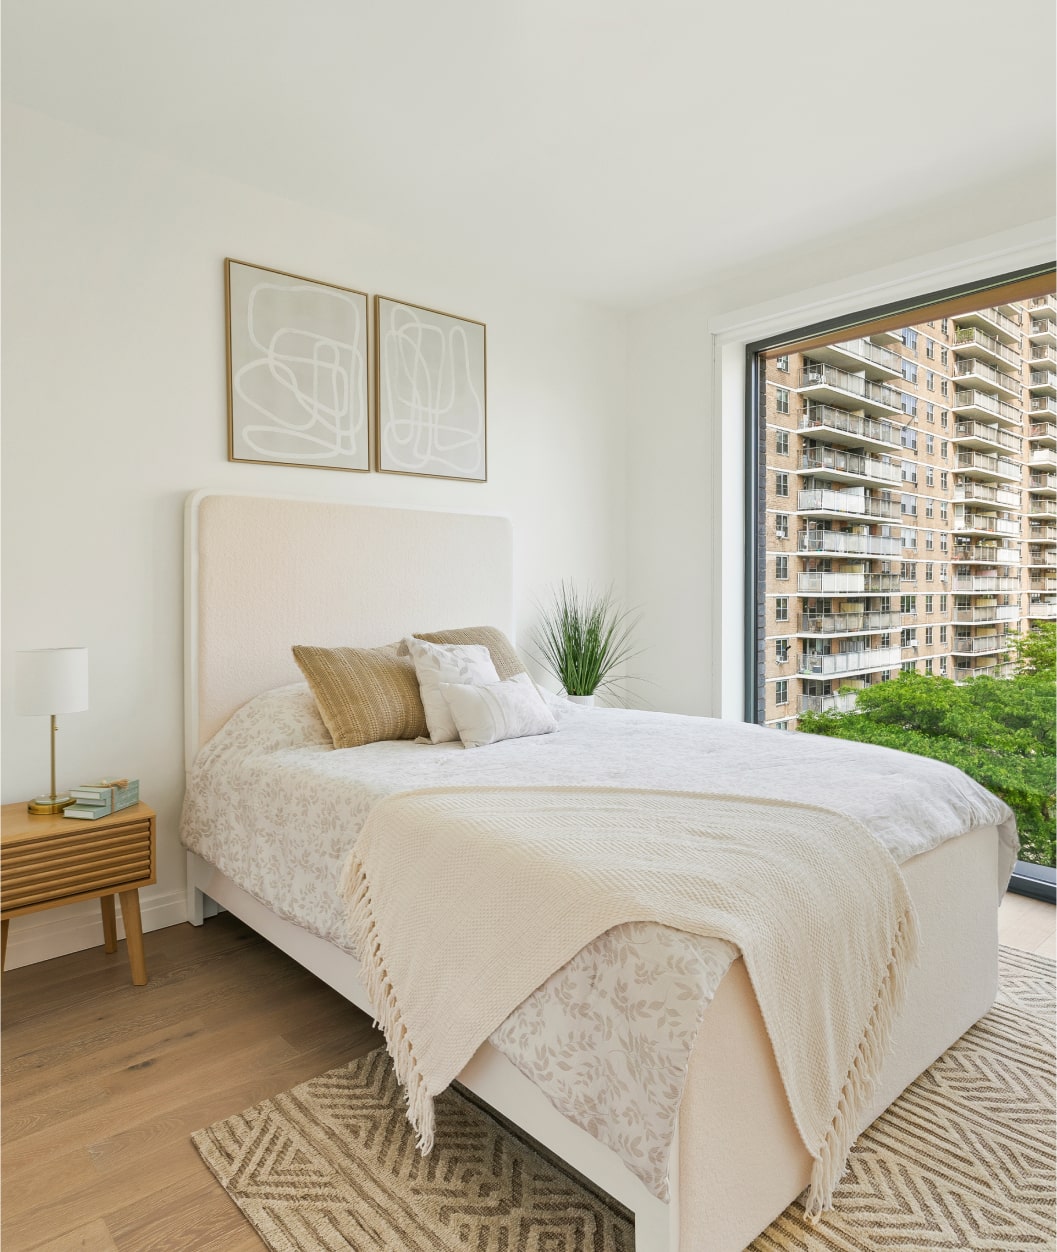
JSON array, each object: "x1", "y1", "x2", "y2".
[{"x1": 193, "y1": 946, "x2": 1056, "y2": 1251}]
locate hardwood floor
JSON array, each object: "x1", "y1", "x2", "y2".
[{"x1": 2, "y1": 896, "x2": 1053, "y2": 1251}]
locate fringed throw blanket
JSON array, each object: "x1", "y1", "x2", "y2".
[{"x1": 343, "y1": 786, "x2": 919, "y2": 1218}]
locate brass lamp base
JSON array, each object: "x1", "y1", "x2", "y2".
[{"x1": 27, "y1": 794, "x2": 75, "y2": 815}]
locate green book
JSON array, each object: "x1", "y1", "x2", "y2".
[{"x1": 64, "y1": 803, "x2": 111, "y2": 820}]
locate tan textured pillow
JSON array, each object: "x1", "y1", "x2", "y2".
[
  {"x1": 292, "y1": 643, "x2": 428, "y2": 748},
  {"x1": 412, "y1": 626, "x2": 525, "y2": 681}
]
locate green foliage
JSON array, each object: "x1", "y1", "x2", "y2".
[
  {"x1": 798, "y1": 668, "x2": 1056, "y2": 869},
  {"x1": 533, "y1": 582, "x2": 641, "y2": 700},
  {"x1": 1012, "y1": 621, "x2": 1056, "y2": 680}
]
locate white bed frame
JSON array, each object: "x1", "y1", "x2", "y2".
[{"x1": 183, "y1": 489, "x2": 1002, "y2": 1252}]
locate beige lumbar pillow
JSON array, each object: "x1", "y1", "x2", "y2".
[
  {"x1": 292, "y1": 643, "x2": 427, "y2": 748},
  {"x1": 412, "y1": 626, "x2": 525, "y2": 681},
  {"x1": 404, "y1": 637, "x2": 500, "y2": 744},
  {"x1": 438, "y1": 672, "x2": 558, "y2": 749}
]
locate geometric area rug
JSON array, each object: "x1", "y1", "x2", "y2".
[{"x1": 192, "y1": 946, "x2": 1056, "y2": 1251}]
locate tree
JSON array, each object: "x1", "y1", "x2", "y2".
[
  {"x1": 1012, "y1": 621, "x2": 1056, "y2": 680},
  {"x1": 798, "y1": 661, "x2": 1056, "y2": 868}
]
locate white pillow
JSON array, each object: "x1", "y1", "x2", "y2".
[
  {"x1": 404, "y1": 637, "x2": 499, "y2": 743},
  {"x1": 438, "y1": 673, "x2": 558, "y2": 749}
]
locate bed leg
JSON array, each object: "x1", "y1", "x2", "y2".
[
  {"x1": 186, "y1": 851, "x2": 208, "y2": 926},
  {"x1": 633, "y1": 1130, "x2": 679, "y2": 1251}
]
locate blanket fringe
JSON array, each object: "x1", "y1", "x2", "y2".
[
  {"x1": 803, "y1": 903, "x2": 920, "y2": 1221},
  {"x1": 341, "y1": 853, "x2": 437, "y2": 1154}
]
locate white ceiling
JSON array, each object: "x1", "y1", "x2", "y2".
[{"x1": 4, "y1": 0, "x2": 1055, "y2": 309}]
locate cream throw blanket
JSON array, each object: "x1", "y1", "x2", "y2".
[{"x1": 343, "y1": 786, "x2": 919, "y2": 1217}]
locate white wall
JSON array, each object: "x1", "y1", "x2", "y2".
[
  {"x1": 1, "y1": 104, "x2": 631, "y2": 968},
  {"x1": 626, "y1": 219, "x2": 1056, "y2": 719}
]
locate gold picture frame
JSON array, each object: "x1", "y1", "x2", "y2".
[{"x1": 226, "y1": 259, "x2": 371, "y2": 473}]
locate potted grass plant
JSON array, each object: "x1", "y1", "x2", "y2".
[{"x1": 533, "y1": 582, "x2": 641, "y2": 705}]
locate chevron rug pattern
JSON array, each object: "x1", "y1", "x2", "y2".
[{"x1": 193, "y1": 946, "x2": 1055, "y2": 1251}]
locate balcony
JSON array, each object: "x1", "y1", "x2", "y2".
[
  {"x1": 798, "y1": 447, "x2": 901, "y2": 486},
  {"x1": 1030, "y1": 522, "x2": 1057, "y2": 541},
  {"x1": 954, "y1": 481, "x2": 1021, "y2": 509},
  {"x1": 954, "y1": 306, "x2": 1022, "y2": 345},
  {"x1": 797, "y1": 646, "x2": 902, "y2": 678},
  {"x1": 953, "y1": 358, "x2": 1022, "y2": 401},
  {"x1": 1028, "y1": 498, "x2": 1057, "y2": 518},
  {"x1": 1029, "y1": 317, "x2": 1057, "y2": 348},
  {"x1": 951, "y1": 634, "x2": 1012, "y2": 655},
  {"x1": 797, "y1": 530, "x2": 901, "y2": 557},
  {"x1": 951, "y1": 544, "x2": 1020, "y2": 564},
  {"x1": 953, "y1": 420, "x2": 1023, "y2": 454},
  {"x1": 798, "y1": 609, "x2": 902, "y2": 634},
  {"x1": 797, "y1": 488, "x2": 899, "y2": 520},
  {"x1": 799, "y1": 692, "x2": 860, "y2": 715},
  {"x1": 955, "y1": 450, "x2": 1021, "y2": 482},
  {"x1": 952, "y1": 389, "x2": 1022, "y2": 426},
  {"x1": 1030, "y1": 397, "x2": 1057, "y2": 419},
  {"x1": 1031, "y1": 343, "x2": 1057, "y2": 371},
  {"x1": 1029, "y1": 296, "x2": 1057, "y2": 319},
  {"x1": 1030, "y1": 471, "x2": 1057, "y2": 494},
  {"x1": 1031, "y1": 449, "x2": 1057, "y2": 475},
  {"x1": 1028, "y1": 547, "x2": 1057, "y2": 567},
  {"x1": 1028, "y1": 598, "x2": 1057, "y2": 619},
  {"x1": 797, "y1": 365, "x2": 904, "y2": 417},
  {"x1": 797, "y1": 571, "x2": 900, "y2": 594},
  {"x1": 800, "y1": 338, "x2": 903, "y2": 381},
  {"x1": 798, "y1": 404, "x2": 902, "y2": 450},
  {"x1": 1030, "y1": 370, "x2": 1057, "y2": 398},
  {"x1": 1029, "y1": 418, "x2": 1057, "y2": 445},
  {"x1": 952, "y1": 510, "x2": 1019, "y2": 536},
  {"x1": 954, "y1": 605, "x2": 1020, "y2": 624},
  {"x1": 955, "y1": 659, "x2": 1015, "y2": 680},
  {"x1": 953, "y1": 576, "x2": 1020, "y2": 593},
  {"x1": 952, "y1": 326, "x2": 1023, "y2": 371}
]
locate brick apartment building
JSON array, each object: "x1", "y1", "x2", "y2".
[{"x1": 760, "y1": 293, "x2": 1057, "y2": 728}]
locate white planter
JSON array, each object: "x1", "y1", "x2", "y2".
[{"x1": 565, "y1": 693, "x2": 596, "y2": 707}]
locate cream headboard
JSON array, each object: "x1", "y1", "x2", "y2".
[{"x1": 185, "y1": 490, "x2": 515, "y2": 765}]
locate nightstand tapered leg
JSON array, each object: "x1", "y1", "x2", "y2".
[
  {"x1": 100, "y1": 895, "x2": 118, "y2": 953},
  {"x1": 118, "y1": 889, "x2": 147, "y2": 986}
]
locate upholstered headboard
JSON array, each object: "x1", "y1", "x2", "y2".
[{"x1": 184, "y1": 490, "x2": 515, "y2": 765}]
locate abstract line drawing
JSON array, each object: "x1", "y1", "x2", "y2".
[
  {"x1": 226, "y1": 260, "x2": 370, "y2": 472},
  {"x1": 375, "y1": 296, "x2": 486, "y2": 481}
]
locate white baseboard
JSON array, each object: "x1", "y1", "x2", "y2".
[{"x1": 3, "y1": 887, "x2": 188, "y2": 971}]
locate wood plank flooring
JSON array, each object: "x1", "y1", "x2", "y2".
[{"x1": 2, "y1": 896, "x2": 1054, "y2": 1252}]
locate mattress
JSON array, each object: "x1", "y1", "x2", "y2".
[{"x1": 180, "y1": 682, "x2": 1017, "y2": 1200}]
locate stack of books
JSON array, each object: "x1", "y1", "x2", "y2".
[{"x1": 63, "y1": 778, "x2": 140, "y2": 820}]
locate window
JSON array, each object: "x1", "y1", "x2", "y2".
[
  {"x1": 901, "y1": 426, "x2": 918, "y2": 451},
  {"x1": 902, "y1": 361, "x2": 918, "y2": 384},
  {"x1": 775, "y1": 596, "x2": 789, "y2": 623},
  {"x1": 940, "y1": 471, "x2": 948, "y2": 490},
  {"x1": 925, "y1": 466, "x2": 934, "y2": 487},
  {"x1": 902, "y1": 394, "x2": 918, "y2": 417},
  {"x1": 881, "y1": 670, "x2": 892, "y2": 682},
  {"x1": 925, "y1": 499, "x2": 934, "y2": 519},
  {"x1": 925, "y1": 562, "x2": 934, "y2": 582},
  {"x1": 926, "y1": 434, "x2": 934, "y2": 454},
  {"x1": 776, "y1": 354, "x2": 789, "y2": 372},
  {"x1": 940, "y1": 345, "x2": 948, "y2": 366},
  {"x1": 901, "y1": 494, "x2": 917, "y2": 516},
  {"x1": 925, "y1": 658, "x2": 934, "y2": 675},
  {"x1": 774, "y1": 428, "x2": 789, "y2": 455},
  {"x1": 775, "y1": 680, "x2": 789, "y2": 706},
  {"x1": 775, "y1": 638, "x2": 790, "y2": 663},
  {"x1": 900, "y1": 594, "x2": 916, "y2": 613},
  {"x1": 880, "y1": 632, "x2": 891, "y2": 647},
  {"x1": 926, "y1": 371, "x2": 935, "y2": 391},
  {"x1": 925, "y1": 626, "x2": 934, "y2": 645},
  {"x1": 902, "y1": 461, "x2": 917, "y2": 484},
  {"x1": 775, "y1": 471, "x2": 789, "y2": 497},
  {"x1": 902, "y1": 661, "x2": 917, "y2": 673},
  {"x1": 775, "y1": 555, "x2": 789, "y2": 580},
  {"x1": 925, "y1": 530, "x2": 934, "y2": 548},
  {"x1": 774, "y1": 512, "x2": 789, "y2": 539},
  {"x1": 940, "y1": 530, "x2": 948, "y2": 551},
  {"x1": 926, "y1": 402, "x2": 935, "y2": 423},
  {"x1": 775, "y1": 720, "x2": 789, "y2": 730},
  {"x1": 940, "y1": 563, "x2": 948, "y2": 582},
  {"x1": 940, "y1": 379, "x2": 948, "y2": 396},
  {"x1": 926, "y1": 338, "x2": 935, "y2": 359},
  {"x1": 939, "y1": 655, "x2": 947, "y2": 675},
  {"x1": 940, "y1": 624, "x2": 948, "y2": 643},
  {"x1": 940, "y1": 440, "x2": 948, "y2": 459},
  {"x1": 940, "y1": 410, "x2": 948, "y2": 429},
  {"x1": 901, "y1": 561, "x2": 916, "y2": 581},
  {"x1": 901, "y1": 328, "x2": 918, "y2": 350},
  {"x1": 902, "y1": 527, "x2": 916, "y2": 548},
  {"x1": 775, "y1": 388, "x2": 790, "y2": 415},
  {"x1": 941, "y1": 318, "x2": 949, "y2": 335},
  {"x1": 940, "y1": 594, "x2": 948, "y2": 613},
  {"x1": 940, "y1": 501, "x2": 948, "y2": 521},
  {"x1": 925, "y1": 594, "x2": 934, "y2": 613}
]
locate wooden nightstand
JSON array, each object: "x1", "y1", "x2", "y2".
[{"x1": 1, "y1": 801, "x2": 156, "y2": 985}]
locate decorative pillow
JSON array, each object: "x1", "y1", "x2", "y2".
[
  {"x1": 404, "y1": 637, "x2": 500, "y2": 744},
  {"x1": 438, "y1": 672, "x2": 558, "y2": 749},
  {"x1": 291, "y1": 643, "x2": 427, "y2": 748},
  {"x1": 412, "y1": 626, "x2": 525, "y2": 681}
]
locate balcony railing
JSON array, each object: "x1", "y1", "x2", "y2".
[
  {"x1": 831, "y1": 338, "x2": 904, "y2": 373},
  {"x1": 797, "y1": 571, "x2": 900, "y2": 594},
  {"x1": 1030, "y1": 318, "x2": 1057, "y2": 341},
  {"x1": 954, "y1": 326, "x2": 1022, "y2": 368},
  {"x1": 798, "y1": 489, "x2": 899, "y2": 519},
  {"x1": 798, "y1": 365, "x2": 903, "y2": 411},
  {"x1": 952, "y1": 389, "x2": 1022, "y2": 423},
  {"x1": 1031, "y1": 397, "x2": 1057, "y2": 416},
  {"x1": 954, "y1": 605, "x2": 1020, "y2": 623},
  {"x1": 1028, "y1": 499, "x2": 1057, "y2": 517},
  {"x1": 953, "y1": 576, "x2": 1021, "y2": 592},
  {"x1": 1029, "y1": 547, "x2": 1057, "y2": 566},
  {"x1": 799, "y1": 404, "x2": 901, "y2": 447},
  {"x1": 1030, "y1": 370, "x2": 1057, "y2": 390},
  {"x1": 797, "y1": 646, "x2": 902, "y2": 678},
  {"x1": 1030, "y1": 419, "x2": 1057, "y2": 439},
  {"x1": 1028, "y1": 599, "x2": 1057, "y2": 619},
  {"x1": 955, "y1": 660, "x2": 1015, "y2": 679},
  {"x1": 1030, "y1": 472, "x2": 1057, "y2": 491},
  {"x1": 798, "y1": 610, "x2": 901, "y2": 634},
  {"x1": 955, "y1": 450, "x2": 1020, "y2": 480},
  {"x1": 799, "y1": 692, "x2": 860, "y2": 714},
  {"x1": 797, "y1": 530, "x2": 901, "y2": 557},
  {"x1": 1030, "y1": 522, "x2": 1057, "y2": 540},
  {"x1": 953, "y1": 420, "x2": 1023, "y2": 453},
  {"x1": 951, "y1": 635, "x2": 1011, "y2": 655},
  {"x1": 799, "y1": 448, "x2": 902, "y2": 484},
  {"x1": 953, "y1": 512, "x2": 1019, "y2": 535},
  {"x1": 952, "y1": 544, "x2": 1020, "y2": 564},
  {"x1": 953, "y1": 358, "x2": 1022, "y2": 397},
  {"x1": 954, "y1": 482, "x2": 1020, "y2": 508}
]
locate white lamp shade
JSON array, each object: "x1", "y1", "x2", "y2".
[{"x1": 15, "y1": 648, "x2": 89, "y2": 716}]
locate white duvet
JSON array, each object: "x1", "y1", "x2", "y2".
[{"x1": 179, "y1": 683, "x2": 1016, "y2": 1199}]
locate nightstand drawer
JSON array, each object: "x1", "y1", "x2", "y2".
[{"x1": 1, "y1": 818, "x2": 153, "y2": 912}]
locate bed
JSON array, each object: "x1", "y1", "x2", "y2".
[{"x1": 181, "y1": 489, "x2": 1016, "y2": 1252}]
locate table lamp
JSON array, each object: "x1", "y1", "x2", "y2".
[{"x1": 15, "y1": 647, "x2": 90, "y2": 814}]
